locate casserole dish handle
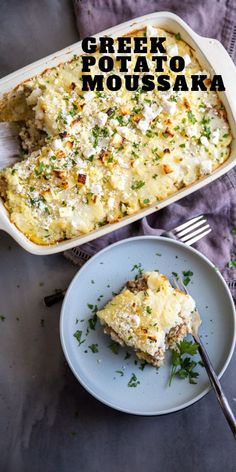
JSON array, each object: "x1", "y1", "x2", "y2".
[{"x1": 197, "y1": 37, "x2": 236, "y2": 117}]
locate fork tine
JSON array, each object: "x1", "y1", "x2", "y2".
[
  {"x1": 175, "y1": 218, "x2": 208, "y2": 238},
  {"x1": 183, "y1": 228, "x2": 212, "y2": 246},
  {"x1": 173, "y1": 215, "x2": 206, "y2": 233},
  {"x1": 171, "y1": 276, "x2": 187, "y2": 294},
  {"x1": 180, "y1": 224, "x2": 211, "y2": 242}
]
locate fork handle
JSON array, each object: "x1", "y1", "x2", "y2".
[{"x1": 194, "y1": 332, "x2": 236, "y2": 439}]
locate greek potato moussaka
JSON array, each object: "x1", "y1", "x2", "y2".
[
  {"x1": 0, "y1": 26, "x2": 232, "y2": 244},
  {"x1": 97, "y1": 271, "x2": 197, "y2": 367}
]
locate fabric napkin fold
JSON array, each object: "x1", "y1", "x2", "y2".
[{"x1": 70, "y1": 0, "x2": 236, "y2": 297}]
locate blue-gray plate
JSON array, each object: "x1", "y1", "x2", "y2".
[{"x1": 60, "y1": 236, "x2": 235, "y2": 415}]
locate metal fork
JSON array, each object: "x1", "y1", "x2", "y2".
[
  {"x1": 44, "y1": 214, "x2": 211, "y2": 306},
  {"x1": 162, "y1": 214, "x2": 211, "y2": 245},
  {"x1": 172, "y1": 276, "x2": 236, "y2": 439}
]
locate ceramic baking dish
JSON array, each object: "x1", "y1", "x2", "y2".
[{"x1": 0, "y1": 11, "x2": 235, "y2": 255}]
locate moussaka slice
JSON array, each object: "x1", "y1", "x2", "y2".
[{"x1": 97, "y1": 271, "x2": 197, "y2": 367}]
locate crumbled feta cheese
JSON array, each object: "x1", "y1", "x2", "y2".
[
  {"x1": 118, "y1": 157, "x2": 130, "y2": 169},
  {"x1": 161, "y1": 97, "x2": 177, "y2": 115},
  {"x1": 59, "y1": 207, "x2": 73, "y2": 218},
  {"x1": 137, "y1": 119, "x2": 149, "y2": 133},
  {"x1": 111, "y1": 133, "x2": 123, "y2": 146},
  {"x1": 90, "y1": 183, "x2": 103, "y2": 195},
  {"x1": 200, "y1": 136, "x2": 209, "y2": 147},
  {"x1": 143, "y1": 104, "x2": 162, "y2": 122},
  {"x1": 167, "y1": 43, "x2": 178, "y2": 57},
  {"x1": 52, "y1": 139, "x2": 63, "y2": 150},
  {"x1": 113, "y1": 96, "x2": 123, "y2": 104},
  {"x1": 110, "y1": 174, "x2": 126, "y2": 190},
  {"x1": 186, "y1": 125, "x2": 197, "y2": 137},
  {"x1": 34, "y1": 106, "x2": 44, "y2": 120},
  {"x1": 200, "y1": 160, "x2": 213, "y2": 175},
  {"x1": 109, "y1": 119, "x2": 117, "y2": 127},
  {"x1": 84, "y1": 91, "x2": 95, "y2": 102},
  {"x1": 76, "y1": 157, "x2": 87, "y2": 168},
  {"x1": 108, "y1": 196, "x2": 115, "y2": 209},
  {"x1": 117, "y1": 126, "x2": 132, "y2": 139},
  {"x1": 130, "y1": 314, "x2": 140, "y2": 327},
  {"x1": 66, "y1": 115, "x2": 73, "y2": 125},
  {"x1": 212, "y1": 129, "x2": 220, "y2": 145},
  {"x1": 27, "y1": 87, "x2": 42, "y2": 105},
  {"x1": 83, "y1": 147, "x2": 96, "y2": 158},
  {"x1": 95, "y1": 111, "x2": 108, "y2": 127}
]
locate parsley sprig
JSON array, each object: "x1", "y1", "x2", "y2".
[{"x1": 169, "y1": 340, "x2": 200, "y2": 386}]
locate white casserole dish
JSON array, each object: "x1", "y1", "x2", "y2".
[{"x1": 0, "y1": 11, "x2": 235, "y2": 255}]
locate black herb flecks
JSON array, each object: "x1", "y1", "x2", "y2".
[
  {"x1": 88, "y1": 304, "x2": 98, "y2": 331},
  {"x1": 88, "y1": 343, "x2": 99, "y2": 353},
  {"x1": 124, "y1": 352, "x2": 131, "y2": 360},
  {"x1": 116, "y1": 370, "x2": 124, "y2": 377},
  {"x1": 128, "y1": 373, "x2": 140, "y2": 388},
  {"x1": 109, "y1": 341, "x2": 120, "y2": 355},
  {"x1": 131, "y1": 262, "x2": 144, "y2": 278}
]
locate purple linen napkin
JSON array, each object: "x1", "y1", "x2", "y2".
[{"x1": 69, "y1": 0, "x2": 236, "y2": 297}]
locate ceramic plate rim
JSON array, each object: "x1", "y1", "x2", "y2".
[{"x1": 60, "y1": 236, "x2": 236, "y2": 415}]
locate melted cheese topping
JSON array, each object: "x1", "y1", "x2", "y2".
[
  {"x1": 97, "y1": 272, "x2": 196, "y2": 361},
  {"x1": 0, "y1": 27, "x2": 232, "y2": 245}
]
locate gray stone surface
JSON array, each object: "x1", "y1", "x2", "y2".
[{"x1": 0, "y1": 1, "x2": 236, "y2": 471}]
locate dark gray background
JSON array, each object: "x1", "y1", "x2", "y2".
[{"x1": 0, "y1": 1, "x2": 236, "y2": 471}]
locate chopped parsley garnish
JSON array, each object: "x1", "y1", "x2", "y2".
[
  {"x1": 88, "y1": 343, "x2": 99, "y2": 353},
  {"x1": 0, "y1": 315, "x2": 5, "y2": 321},
  {"x1": 223, "y1": 133, "x2": 229, "y2": 138},
  {"x1": 139, "y1": 361, "x2": 147, "y2": 371},
  {"x1": 73, "y1": 330, "x2": 85, "y2": 346},
  {"x1": 88, "y1": 313, "x2": 97, "y2": 330},
  {"x1": 128, "y1": 373, "x2": 140, "y2": 388},
  {"x1": 179, "y1": 143, "x2": 185, "y2": 148},
  {"x1": 231, "y1": 228, "x2": 236, "y2": 234},
  {"x1": 116, "y1": 370, "x2": 124, "y2": 376},
  {"x1": 187, "y1": 110, "x2": 197, "y2": 124},
  {"x1": 175, "y1": 32, "x2": 182, "y2": 40},
  {"x1": 156, "y1": 253, "x2": 162, "y2": 256},
  {"x1": 182, "y1": 270, "x2": 193, "y2": 286},
  {"x1": 87, "y1": 304, "x2": 94, "y2": 310},
  {"x1": 227, "y1": 259, "x2": 236, "y2": 268},
  {"x1": 124, "y1": 352, "x2": 131, "y2": 360},
  {"x1": 109, "y1": 341, "x2": 120, "y2": 355},
  {"x1": 146, "y1": 306, "x2": 152, "y2": 314},
  {"x1": 115, "y1": 114, "x2": 126, "y2": 125},
  {"x1": 202, "y1": 125, "x2": 211, "y2": 139},
  {"x1": 131, "y1": 180, "x2": 145, "y2": 190},
  {"x1": 92, "y1": 125, "x2": 109, "y2": 148},
  {"x1": 169, "y1": 340, "x2": 200, "y2": 386},
  {"x1": 200, "y1": 116, "x2": 210, "y2": 125},
  {"x1": 172, "y1": 271, "x2": 179, "y2": 278},
  {"x1": 131, "y1": 262, "x2": 144, "y2": 278},
  {"x1": 143, "y1": 199, "x2": 150, "y2": 205}
]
